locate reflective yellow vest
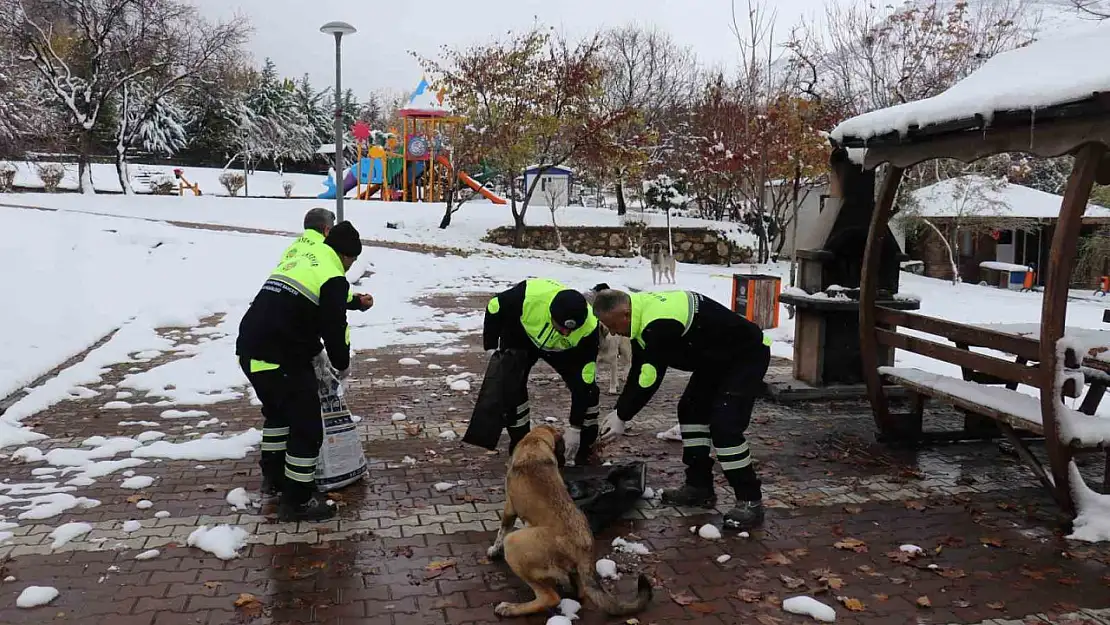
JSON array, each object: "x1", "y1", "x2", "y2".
[
  {"x1": 269, "y1": 244, "x2": 346, "y2": 307},
  {"x1": 519, "y1": 279, "x2": 598, "y2": 352},
  {"x1": 629, "y1": 291, "x2": 696, "y2": 349},
  {"x1": 276, "y1": 230, "x2": 356, "y2": 306}
]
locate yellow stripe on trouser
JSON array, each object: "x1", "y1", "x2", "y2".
[
  {"x1": 680, "y1": 424, "x2": 711, "y2": 448},
  {"x1": 509, "y1": 401, "x2": 531, "y2": 429},
  {"x1": 284, "y1": 454, "x2": 317, "y2": 483},
  {"x1": 717, "y1": 442, "x2": 752, "y2": 470},
  {"x1": 261, "y1": 426, "x2": 289, "y2": 452},
  {"x1": 250, "y1": 359, "x2": 280, "y2": 373}
]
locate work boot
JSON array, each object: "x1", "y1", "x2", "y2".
[
  {"x1": 723, "y1": 500, "x2": 765, "y2": 530},
  {"x1": 260, "y1": 473, "x2": 283, "y2": 497},
  {"x1": 661, "y1": 484, "x2": 717, "y2": 508},
  {"x1": 278, "y1": 490, "x2": 337, "y2": 522}
]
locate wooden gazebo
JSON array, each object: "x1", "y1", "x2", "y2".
[{"x1": 830, "y1": 24, "x2": 1110, "y2": 525}]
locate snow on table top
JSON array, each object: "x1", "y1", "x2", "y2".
[
  {"x1": 979, "y1": 261, "x2": 1032, "y2": 273},
  {"x1": 831, "y1": 22, "x2": 1110, "y2": 142},
  {"x1": 911, "y1": 176, "x2": 1110, "y2": 220}
]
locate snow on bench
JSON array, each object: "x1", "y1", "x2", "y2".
[{"x1": 879, "y1": 367, "x2": 1110, "y2": 447}]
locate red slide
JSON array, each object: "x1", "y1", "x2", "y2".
[{"x1": 435, "y1": 154, "x2": 507, "y2": 205}]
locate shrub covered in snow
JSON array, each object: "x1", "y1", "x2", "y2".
[
  {"x1": 219, "y1": 171, "x2": 246, "y2": 196},
  {"x1": 643, "y1": 173, "x2": 689, "y2": 213},
  {"x1": 149, "y1": 173, "x2": 177, "y2": 196},
  {"x1": 0, "y1": 161, "x2": 15, "y2": 192},
  {"x1": 282, "y1": 179, "x2": 295, "y2": 198},
  {"x1": 35, "y1": 163, "x2": 65, "y2": 193}
]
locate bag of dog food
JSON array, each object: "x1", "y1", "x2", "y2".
[
  {"x1": 463, "y1": 348, "x2": 530, "y2": 450},
  {"x1": 314, "y1": 369, "x2": 368, "y2": 491}
]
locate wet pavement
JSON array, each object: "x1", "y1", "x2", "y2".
[{"x1": 0, "y1": 303, "x2": 1109, "y2": 625}]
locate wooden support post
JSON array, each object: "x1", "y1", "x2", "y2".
[
  {"x1": 1039, "y1": 142, "x2": 1107, "y2": 515},
  {"x1": 860, "y1": 165, "x2": 905, "y2": 438}
]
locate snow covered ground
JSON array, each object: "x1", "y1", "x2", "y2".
[
  {"x1": 3, "y1": 161, "x2": 325, "y2": 198},
  {"x1": 5, "y1": 192, "x2": 758, "y2": 251},
  {"x1": 2, "y1": 191, "x2": 1110, "y2": 540}
]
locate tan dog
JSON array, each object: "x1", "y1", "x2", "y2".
[{"x1": 487, "y1": 425, "x2": 653, "y2": 618}]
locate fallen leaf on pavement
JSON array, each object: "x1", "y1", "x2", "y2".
[
  {"x1": 689, "y1": 603, "x2": 716, "y2": 614},
  {"x1": 424, "y1": 559, "x2": 456, "y2": 579},
  {"x1": 625, "y1": 620, "x2": 640, "y2": 625},
  {"x1": 937, "y1": 569, "x2": 967, "y2": 579},
  {"x1": 980, "y1": 536, "x2": 1004, "y2": 548},
  {"x1": 838, "y1": 597, "x2": 866, "y2": 611},
  {"x1": 786, "y1": 548, "x2": 809, "y2": 559},
  {"x1": 886, "y1": 550, "x2": 915, "y2": 564},
  {"x1": 953, "y1": 599, "x2": 971, "y2": 608},
  {"x1": 403, "y1": 423, "x2": 422, "y2": 437},
  {"x1": 763, "y1": 552, "x2": 792, "y2": 566},
  {"x1": 779, "y1": 574, "x2": 806, "y2": 590},
  {"x1": 843, "y1": 506, "x2": 862, "y2": 514},
  {"x1": 834, "y1": 538, "x2": 868, "y2": 553},
  {"x1": 1057, "y1": 576, "x2": 1080, "y2": 586},
  {"x1": 203, "y1": 581, "x2": 222, "y2": 589},
  {"x1": 916, "y1": 596, "x2": 931, "y2": 608},
  {"x1": 737, "y1": 588, "x2": 763, "y2": 603},
  {"x1": 873, "y1": 594, "x2": 889, "y2": 602},
  {"x1": 234, "y1": 593, "x2": 260, "y2": 608},
  {"x1": 904, "y1": 500, "x2": 926, "y2": 511},
  {"x1": 987, "y1": 601, "x2": 1005, "y2": 610},
  {"x1": 125, "y1": 495, "x2": 144, "y2": 504},
  {"x1": 1021, "y1": 567, "x2": 1047, "y2": 580},
  {"x1": 939, "y1": 535, "x2": 966, "y2": 548},
  {"x1": 670, "y1": 591, "x2": 698, "y2": 606}
]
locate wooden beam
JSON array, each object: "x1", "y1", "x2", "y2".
[
  {"x1": 876, "y1": 329, "x2": 1041, "y2": 386},
  {"x1": 998, "y1": 422, "x2": 1070, "y2": 510},
  {"x1": 1039, "y1": 142, "x2": 1108, "y2": 516},
  {"x1": 860, "y1": 166, "x2": 904, "y2": 437},
  {"x1": 876, "y1": 308, "x2": 1041, "y2": 360}
]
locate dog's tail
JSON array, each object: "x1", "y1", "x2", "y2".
[{"x1": 578, "y1": 556, "x2": 653, "y2": 616}]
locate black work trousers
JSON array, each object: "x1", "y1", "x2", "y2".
[
  {"x1": 239, "y1": 357, "x2": 322, "y2": 503},
  {"x1": 504, "y1": 348, "x2": 600, "y2": 463},
  {"x1": 675, "y1": 345, "x2": 770, "y2": 501}
]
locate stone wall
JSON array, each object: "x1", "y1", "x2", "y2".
[{"x1": 484, "y1": 226, "x2": 754, "y2": 264}]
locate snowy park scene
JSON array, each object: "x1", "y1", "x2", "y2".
[{"x1": 3, "y1": 0, "x2": 1110, "y2": 623}]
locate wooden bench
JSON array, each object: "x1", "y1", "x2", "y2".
[{"x1": 871, "y1": 307, "x2": 1110, "y2": 510}]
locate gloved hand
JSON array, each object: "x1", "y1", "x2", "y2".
[
  {"x1": 563, "y1": 426, "x2": 581, "y2": 466},
  {"x1": 598, "y1": 410, "x2": 625, "y2": 442},
  {"x1": 336, "y1": 368, "x2": 350, "y2": 380}
]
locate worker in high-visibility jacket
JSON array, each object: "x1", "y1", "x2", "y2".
[
  {"x1": 235, "y1": 220, "x2": 364, "y2": 522},
  {"x1": 593, "y1": 288, "x2": 771, "y2": 530},
  {"x1": 482, "y1": 278, "x2": 601, "y2": 465},
  {"x1": 278, "y1": 208, "x2": 374, "y2": 311}
]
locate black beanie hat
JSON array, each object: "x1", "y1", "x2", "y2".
[
  {"x1": 550, "y1": 289, "x2": 588, "y2": 331},
  {"x1": 325, "y1": 221, "x2": 361, "y2": 258}
]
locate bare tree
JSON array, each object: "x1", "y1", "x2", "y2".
[
  {"x1": 1, "y1": 0, "x2": 246, "y2": 193},
  {"x1": 1071, "y1": 0, "x2": 1110, "y2": 19},
  {"x1": 110, "y1": 3, "x2": 246, "y2": 193},
  {"x1": 594, "y1": 25, "x2": 699, "y2": 214},
  {"x1": 543, "y1": 181, "x2": 567, "y2": 252}
]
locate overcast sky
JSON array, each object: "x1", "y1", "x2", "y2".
[{"x1": 192, "y1": 0, "x2": 827, "y2": 96}]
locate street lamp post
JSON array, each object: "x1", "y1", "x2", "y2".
[{"x1": 320, "y1": 21, "x2": 357, "y2": 222}]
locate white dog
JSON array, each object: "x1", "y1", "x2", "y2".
[
  {"x1": 587, "y1": 284, "x2": 633, "y2": 395},
  {"x1": 650, "y1": 243, "x2": 676, "y2": 285},
  {"x1": 598, "y1": 323, "x2": 632, "y2": 395}
]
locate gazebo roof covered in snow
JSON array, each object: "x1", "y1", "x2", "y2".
[
  {"x1": 831, "y1": 22, "x2": 1110, "y2": 170},
  {"x1": 399, "y1": 77, "x2": 450, "y2": 118}
]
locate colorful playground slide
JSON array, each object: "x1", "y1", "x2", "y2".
[
  {"x1": 434, "y1": 154, "x2": 507, "y2": 205},
  {"x1": 457, "y1": 170, "x2": 506, "y2": 204}
]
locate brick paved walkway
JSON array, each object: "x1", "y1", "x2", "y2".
[{"x1": 1, "y1": 298, "x2": 1109, "y2": 625}]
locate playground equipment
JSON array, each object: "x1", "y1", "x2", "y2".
[
  {"x1": 173, "y1": 168, "x2": 202, "y2": 196},
  {"x1": 317, "y1": 77, "x2": 507, "y2": 205}
]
